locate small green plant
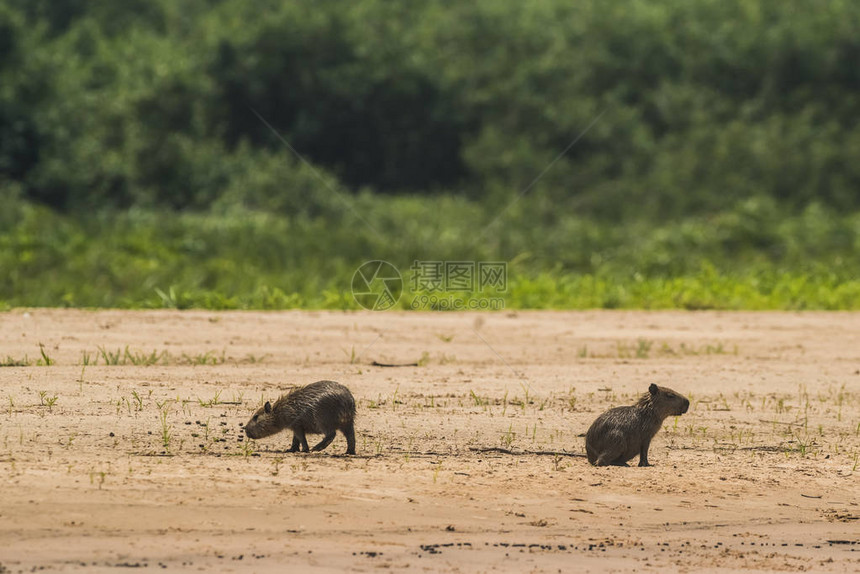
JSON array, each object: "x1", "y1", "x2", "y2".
[
  {"x1": 155, "y1": 286, "x2": 181, "y2": 309},
  {"x1": 37, "y1": 343, "x2": 55, "y2": 366},
  {"x1": 391, "y1": 384, "x2": 400, "y2": 411},
  {"x1": 704, "y1": 342, "x2": 726, "y2": 354},
  {"x1": 0, "y1": 355, "x2": 30, "y2": 367},
  {"x1": 240, "y1": 438, "x2": 255, "y2": 458},
  {"x1": 501, "y1": 423, "x2": 515, "y2": 448},
  {"x1": 159, "y1": 408, "x2": 172, "y2": 452},
  {"x1": 131, "y1": 390, "x2": 144, "y2": 411},
  {"x1": 198, "y1": 390, "x2": 222, "y2": 407},
  {"x1": 89, "y1": 470, "x2": 107, "y2": 489},
  {"x1": 180, "y1": 350, "x2": 225, "y2": 365},
  {"x1": 470, "y1": 389, "x2": 486, "y2": 408},
  {"x1": 38, "y1": 391, "x2": 58, "y2": 409},
  {"x1": 125, "y1": 348, "x2": 166, "y2": 366},
  {"x1": 520, "y1": 382, "x2": 531, "y2": 411},
  {"x1": 98, "y1": 346, "x2": 124, "y2": 365},
  {"x1": 342, "y1": 346, "x2": 358, "y2": 364}
]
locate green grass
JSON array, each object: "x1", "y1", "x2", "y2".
[
  {"x1": 0, "y1": 356, "x2": 31, "y2": 367},
  {"x1": 1, "y1": 198, "x2": 859, "y2": 310},
  {"x1": 37, "y1": 343, "x2": 55, "y2": 366}
]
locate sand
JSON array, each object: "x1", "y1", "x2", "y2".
[{"x1": 0, "y1": 309, "x2": 857, "y2": 572}]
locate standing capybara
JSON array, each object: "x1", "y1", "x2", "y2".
[
  {"x1": 244, "y1": 380, "x2": 356, "y2": 455},
  {"x1": 586, "y1": 384, "x2": 689, "y2": 467}
]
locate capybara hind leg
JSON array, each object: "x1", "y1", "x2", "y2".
[
  {"x1": 311, "y1": 432, "x2": 336, "y2": 452},
  {"x1": 594, "y1": 441, "x2": 626, "y2": 466},
  {"x1": 596, "y1": 454, "x2": 628, "y2": 466},
  {"x1": 342, "y1": 422, "x2": 356, "y2": 455},
  {"x1": 288, "y1": 435, "x2": 301, "y2": 452}
]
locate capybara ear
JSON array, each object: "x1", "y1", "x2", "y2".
[
  {"x1": 264, "y1": 401, "x2": 272, "y2": 414},
  {"x1": 649, "y1": 383, "x2": 658, "y2": 395}
]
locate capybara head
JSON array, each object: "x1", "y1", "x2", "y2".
[
  {"x1": 645, "y1": 383, "x2": 690, "y2": 417},
  {"x1": 244, "y1": 401, "x2": 278, "y2": 439}
]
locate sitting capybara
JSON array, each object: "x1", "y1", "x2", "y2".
[
  {"x1": 586, "y1": 384, "x2": 689, "y2": 466},
  {"x1": 244, "y1": 380, "x2": 356, "y2": 455}
]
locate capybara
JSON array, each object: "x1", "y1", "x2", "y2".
[
  {"x1": 586, "y1": 384, "x2": 689, "y2": 466},
  {"x1": 244, "y1": 380, "x2": 356, "y2": 455}
]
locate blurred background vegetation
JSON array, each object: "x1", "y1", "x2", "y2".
[{"x1": 1, "y1": 0, "x2": 859, "y2": 309}]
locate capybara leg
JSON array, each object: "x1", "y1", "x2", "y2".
[
  {"x1": 596, "y1": 455, "x2": 628, "y2": 466},
  {"x1": 595, "y1": 439, "x2": 626, "y2": 466},
  {"x1": 342, "y1": 422, "x2": 356, "y2": 455},
  {"x1": 595, "y1": 453, "x2": 622, "y2": 466},
  {"x1": 638, "y1": 439, "x2": 652, "y2": 467},
  {"x1": 288, "y1": 435, "x2": 301, "y2": 453},
  {"x1": 311, "y1": 432, "x2": 336, "y2": 452},
  {"x1": 293, "y1": 429, "x2": 309, "y2": 452}
]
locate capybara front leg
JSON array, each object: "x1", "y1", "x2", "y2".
[
  {"x1": 293, "y1": 429, "x2": 310, "y2": 452},
  {"x1": 638, "y1": 438, "x2": 652, "y2": 467}
]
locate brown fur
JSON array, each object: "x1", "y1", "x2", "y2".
[
  {"x1": 243, "y1": 380, "x2": 356, "y2": 455},
  {"x1": 585, "y1": 384, "x2": 689, "y2": 467}
]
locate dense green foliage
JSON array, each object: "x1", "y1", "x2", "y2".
[
  {"x1": 2, "y1": 190, "x2": 858, "y2": 310},
  {"x1": 1, "y1": 0, "x2": 858, "y2": 309}
]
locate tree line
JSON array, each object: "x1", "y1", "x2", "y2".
[{"x1": 2, "y1": 0, "x2": 859, "y2": 220}]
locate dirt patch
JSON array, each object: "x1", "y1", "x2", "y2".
[{"x1": 0, "y1": 310, "x2": 858, "y2": 572}]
